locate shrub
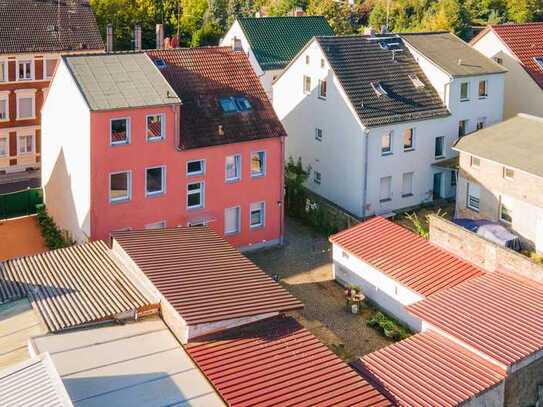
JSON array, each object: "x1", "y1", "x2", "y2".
[
  {"x1": 36, "y1": 204, "x2": 74, "y2": 249},
  {"x1": 367, "y1": 310, "x2": 411, "y2": 341}
]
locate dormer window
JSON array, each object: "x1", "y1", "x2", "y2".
[
  {"x1": 154, "y1": 58, "x2": 166, "y2": 69},
  {"x1": 219, "y1": 96, "x2": 252, "y2": 113},
  {"x1": 371, "y1": 81, "x2": 388, "y2": 97},
  {"x1": 409, "y1": 74, "x2": 425, "y2": 88}
]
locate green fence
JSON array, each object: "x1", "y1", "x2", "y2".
[{"x1": 0, "y1": 187, "x2": 43, "y2": 220}]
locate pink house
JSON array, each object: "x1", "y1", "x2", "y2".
[{"x1": 41, "y1": 48, "x2": 286, "y2": 250}]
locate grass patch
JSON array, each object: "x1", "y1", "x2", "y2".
[{"x1": 367, "y1": 310, "x2": 412, "y2": 341}]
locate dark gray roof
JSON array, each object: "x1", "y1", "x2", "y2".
[
  {"x1": 0, "y1": 0, "x2": 103, "y2": 54},
  {"x1": 64, "y1": 53, "x2": 181, "y2": 111},
  {"x1": 317, "y1": 35, "x2": 450, "y2": 127},
  {"x1": 454, "y1": 114, "x2": 543, "y2": 178},
  {"x1": 401, "y1": 32, "x2": 507, "y2": 77}
]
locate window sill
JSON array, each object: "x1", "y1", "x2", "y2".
[
  {"x1": 318, "y1": 96, "x2": 327, "y2": 100},
  {"x1": 460, "y1": 99, "x2": 470, "y2": 102},
  {"x1": 110, "y1": 198, "x2": 131, "y2": 205},
  {"x1": 381, "y1": 152, "x2": 393, "y2": 157},
  {"x1": 187, "y1": 172, "x2": 204, "y2": 177},
  {"x1": 226, "y1": 178, "x2": 241, "y2": 184},
  {"x1": 146, "y1": 191, "x2": 165, "y2": 198},
  {"x1": 434, "y1": 155, "x2": 446, "y2": 160},
  {"x1": 401, "y1": 193, "x2": 414, "y2": 198},
  {"x1": 225, "y1": 230, "x2": 240, "y2": 236},
  {"x1": 147, "y1": 137, "x2": 165, "y2": 143},
  {"x1": 478, "y1": 96, "x2": 488, "y2": 100},
  {"x1": 250, "y1": 224, "x2": 264, "y2": 230},
  {"x1": 187, "y1": 205, "x2": 204, "y2": 211},
  {"x1": 251, "y1": 173, "x2": 265, "y2": 179},
  {"x1": 379, "y1": 198, "x2": 392, "y2": 203},
  {"x1": 110, "y1": 141, "x2": 130, "y2": 147},
  {"x1": 403, "y1": 148, "x2": 415, "y2": 153},
  {"x1": 17, "y1": 116, "x2": 35, "y2": 121}
]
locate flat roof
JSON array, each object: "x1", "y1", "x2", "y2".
[
  {"x1": 401, "y1": 32, "x2": 506, "y2": 77},
  {"x1": 0, "y1": 353, "x2": 73, "y2": 407},
  {"x1": 0, "y1": 241, "x2": 157, "y2": 332},
  {"x1": 355, "y1": 331, "x2": 506, "y2": 407},
  {"x1": 31, "y1": 317, "x2": 225, "y2": 407},
  {"x1": 186, "y1": 316, "x2": 392, "y2": 406},
  {"x1": 454, "y1": 114, "x2": 543, "y2": 178},
  {"x1": 329, "y1": 217, "x2": 484, "y2": 297},
  {"x1": 112, "y1": 227, "x2": 302, "y2": 325},
  {"x1": 408, "y1": 271, "x2": 543, "y2": 366},
  {"x1": 64, "y1": 53, "x2": 181, "y2": 111}
]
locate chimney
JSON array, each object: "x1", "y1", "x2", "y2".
[
  {"x1": 106, "y1": 23, "x2": 113, "y2": 53},
  {"x1": 156, "y1": 24, "x2": 164, "y2": 49},
  {"x1": 218, "y1": 125, "x2": 224, "y2": 136},
  {"x1": 232, "y1": 37, "x2": 243, "y2": 52},
  {"x1": 293, "y1": 7, "x2": 304, "y2": 17},
  {"x1": 364, "y1": 27, "x2": 376, "y2": 37},
  {"x1": 134, "y1": 24, "x2": 142, "y2": 51}
]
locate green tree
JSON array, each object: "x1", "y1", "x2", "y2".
[
  {"x1": 420, "y1": 0, "x2": 470, "y2": 38},
  {"x1": 307, "y1": 0, "x2": 354, "y2": 34},
  {"x1": 505, "y1": 0, "x2": 540, "y2": 22},
  {"x1": 191, "y1": 21, "x2": 224, "y2": 45}
]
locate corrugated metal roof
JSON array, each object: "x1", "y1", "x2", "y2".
[
  {"x1": 0, "y1": 353, "x2": 73, "y2": 407},
  {"x1": 186, "y1": 316, "x2": 392, "y2": 407},
  {"x1": 112, "y1": 227, "x2": 302, "y2": 325},
  {"x1": 408, "y1": 271, "x2": 543, "y2": 366},
  {"x1": 354, "y1": 331, "x2": 506, "y2": 407},
  {"x1": 0, "y1": 241, "x2": 157, "y2": 332},
  {"x1": 64, "y1": 53, "x2": 181, "y2": 111},
  {"x1": 32, "y1": 317, "x2": 225, "y2": 407},
  {"x1": 329, "y1": 217, "x2": 484, "y2": 297}
]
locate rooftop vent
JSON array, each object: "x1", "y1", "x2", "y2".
[
  {"x1": 154, "y1": 58, "x2": 166, "y2": 69},
  {"x1": 409, "y1": 74, "x2": 425, "y2": 88},
  {"x1": 371, "y1": 81, "x2": 388, "y2": 97}
]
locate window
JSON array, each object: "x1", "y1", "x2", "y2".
[
  {"x1": 303, "y1": 76, "x2": 311, "y2": 94},
  {"x1": 315, "y1": 128, "x2": 323, "y2": 142},
  {"x1": 460, "y1": 82, "x2": 469, "y2": 101},
  {"x1": 16, "y1": 95, "x2": 34, "y2": 119},
  {"x1": 145, "y1": 221, "x2": 166, "y2": 229},
  {"x1": 45, "y1": 58, "x2": 58, "y2": 79},
  {"x1": 187, "y1": 182, "x2": 204, "y2": 209},
  {"x1": 494, "y1": 57, "x2": 503, "y2": 65},
  {"x1": 476, "y1": 117, "x2": 486, "y2": 130},
  {"x1": 110, "y1": 172, "x2": 131, "y2": 203},
  {"x1": 251, "y1": 151, "x2": 265, "y2": 177},
  {"x1": 235, "y1": 97, "x2": 252, "y2": 111},
  {"x1": 318, "y1": 79, "x2": 327, "y2": 99},
  {"x1": 0, "y1": 137, "x2": 7, "y2": 157},
  {"x1": 18, "y1": 134, "x2": 33, "y2": 154},
  {"x1": 534, "y1": 57, "x2": 543, "y2": 69},
  {"x1": 17, "y1": 60, "x2": 32, "y2": 80},
  {"x1": 403, "y1": 128, "x2": 415, "y2": 151},
  {"x1": 0, "y1": 97, "x2": 7, "y2": 121},
  {"x1": 305, "y1": 55, "x2": 310, "y2": 65},
  {"x1": 380, "y1": 176, "x2": 392, "y2": 202},
  {"x1": 224, "y1": 206, "x2": 240, "y2": 234},
  {"x1": 478, "y1": 80, "x2": 488, "y2": 98},
  {"x1": 187, "y1": 160, "x2": 204, "y2": 176},
  {"x1": 402, "y1": 172, "x2": 414, "y2": 197},
  {"x1": 499, "y1": 195, "x2": 513, "y2": 224},
  {"x1": 225, "y1": 154, "x2": 241, "y2": 181},
  {"x1": 110, "y1": 118, "x2": 130, "y2": 145},
  {"x1": 0, "y1": 61, "x2": 6, "y2": 82},
  {"x1": 320, "y1": 58, "x2": 325, "y2": 68},
  {"x1": 154, "y1": 58, "x2": 166, "y2": 69},
  {"x1": 250, "y1": 202, "x2": 265, "y2": 228},
  {"x1": 381, "y1": 132, "x2": 392, "y2": 155},
  {"x1": 145, "y1": 166, "x2": 165, "y2": 196},
  {"x1": 219, "y1": 97, "x2": 237, "y2": 113},
  {"x1": 146, "y1": 114, "x2": 165, "y2": 141},
  {"x1": 503, "y1": 167, "x2": 514, "y2": 180},
  {"x1": 470, "y1": 156, "x2": 480, "y2": 168},
  {"x1": 313, "y1": 171, "x2": 321, "y2": 184},
  {"x1": 434, "y1": 136, "x2": 444, "y2": 158},
  {"x1": 458, "y1": 119, "x2": 468, "y2": 138},
  {"x1": 466, "y1": 182, "x2": 480, "y2": 211},
  {"x1": 219, "y1": 97, "x2": 252, "y2": 113},
  {"x1": 450, "y1": 170, "x2": 457, "y2": 186}
]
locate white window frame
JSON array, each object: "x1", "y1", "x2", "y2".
[
  {"x1": 145, "y1": 165, "x2": 166, "y2": 197},
  {"x1": 225, "y1": 154, "x2": 241, "y2": 182},
  {"x1": 499, "y1": 195, "x2": 513, "y2": 224},
  {"x1": 250, "y1": 151, "x2": 266, "y2": 178},
  {"x1": 379, "y1": 176, "x2": 392, "y2": 203},
  {"x1": 250, "y1": 201, "x2": 265, "y2": 229},
  {"x1": 305, "y1": 55, "x2": 310, "y2": 65},
  {"x1": 17, "y1": 133, "x2": 34, "y2": 155},
  {"x1": 109, "y1": 171, "x2": 132, "y2": 203},
  {"x1": 403, "y1": 128, "x2": 415, "y2": 152},
  {"x1": 478, "y1": 80, "x2": 488, "y2": 99},
  {"x1": 303, "y1": 75, "x2": 311, "y2": 94},
  {"x1": 458, "y1": 119, "x2": 469, "y2": 138},
  {"x1": 187, "y1": 159, "x2": 205, "y2": 176},
  {"x1": 224, "y1": 206, "x2": 241, "y2": 235},
  {"x1": 466, "y1": 182, "x2": 480, "y2": 211},
  {"x1": 44, "y1": 57, "x2": 58, "y2": 79},
  {"x1": 381, "y1": 132, "x2": 393, "y2": 155},
  {"x1": 187, "y1": 181, "x2": 204, "y2": 209},
  {"x1": 318, "y1": 79, "x2": 327, "y2": 99},
  {"x1": 146, "y1": 113, "x2": 166, "y2": 141},
  {"x1": 0, "y1": 60, "x2": 6, "y2": 82},
  {"x1": 313, "y1": 171, "x2": 321, "y2": 185},
  {"x1": 434, "y1": 136, "x2": 445, "y2": 159},
  {"x1": 145, "y1": 220, "x2": 167, "y2": 229},
  {"x1": 16, "y1": 59, "x2": 33, "y2": 81},
  {"x1": 0, "y1": 136, "x2": 8, "y2": 157},
  {"x1": 401, "y1": 172, "x2": 414, "y2": 198},
  {"x1": 460, "y1": 81, "x2": 470, "y2": 101},
  {"x1": 476, "y1": 117, "x2": 486, "y2": 130},
  {"x1": 15, "y1": 90, "x2": 35, "y2": 120},
  {"x1": 315, "y1": 128, "x2": 323, "y2": 142},
  {"x1": 503, "y1": 166, "x2": 514, "y2": 180},
  {"x1": 110, "y1": 117, "x2": 131, "y2": 146},
  {"x1": 0, "y1": 92, "x2": 9, "y2": 121}
]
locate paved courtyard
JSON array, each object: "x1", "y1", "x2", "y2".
[
  {"x1": 247, "y1": 217, "x2": 393, "y2": 362},
  {"x1": 0, "y1": 215, "x2": 47, "y2": 261}
]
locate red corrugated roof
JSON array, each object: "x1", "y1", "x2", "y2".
[
  {"x1": 408, "y1": 271, "x2": 543, "y2": 366},
  {"x1": 112, "y1": 227, "x2": 302, "y2": 325},
  {"x1": 329, "y1": 217, "x2": 484, "y2": 297},
  {"x1": 354, "y1": 331, "x2": 506, "y2": 407},
  {"x1": 475, "y1": 23, "x2": 543, "y2": 89},
  {"x1": 186, "y1": 316, "x2": 392, "y2": 407}
]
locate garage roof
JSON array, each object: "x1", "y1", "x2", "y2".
[
  {"x1": 0, "y1": 241, "x2": 157, "y2": 332},
  {"x1": 329, "y1": 217, "x2": 484, "y2": 297},
  {"x1": 186, "y1": 316, "x2": 392, "y2": 407},
  {"x1": 112, "y1": 227, "x2": 302, "y2": 325},
  {"x1": 354, "y1": 331, "x2": 506, "y2": 407},
  {"x1": 408, "y1": 271, "x2": 543, "y2": 366}
]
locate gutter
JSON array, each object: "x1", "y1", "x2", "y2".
[{"x1": 362, "y1": 128, "x2": 369, "y2": 220}]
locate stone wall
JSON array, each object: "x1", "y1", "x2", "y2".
[
  {"x1": 303, "y1": 187, "x2": 360, "y2": 232},
  {"x1": 428, "y1": 215, "x2": 543, "y2": 284},
  {"x1": 504, "y1": 356, "x2": 543, "y2": 407}
]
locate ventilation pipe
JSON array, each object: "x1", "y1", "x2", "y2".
[
  {"x1": 134, "y1": 24, "x2": 142, "y2": 51},
  {"x1": 106, "y1": 23, "x2": 113, "y2": 52},
  {"x1": 156, "y1": 24, "x2": 164, "y2": 49}
]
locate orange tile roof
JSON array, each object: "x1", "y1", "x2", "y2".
[
  {"x1": 329, "y1": 217, "x2": 484, "y2": 297},
  {"x1": 186, "y1": 316, "x2": 392, "y2": 407},
  {"x1": 354, "y1": 331, "x2": 506, "y2": 407},
  {"x1": 408, "y1": 271, "x2": 543, "y2": 366}
]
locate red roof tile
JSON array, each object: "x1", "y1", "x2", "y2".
[
  {"x1": 329, "y1": 217, "x2": 484, "y2": 297},
  {"x1": 146, "y1": 47, "x2": 286, "y2": 150},
  {"x1": 186, "y1": 316, "x2": 392, "y2": 407},
  {"x1": 408, "y1": 271, "x2": 543, "y2": 366},
  {"x1": 475, "y1": 23, "x2": 543, "y2": 89},
  {"x1": 354, "y1": 331, "x2": 506, "y2": 407},
  {"x1": 112, "y1": 227, "x2": 302, "y2": 325}
]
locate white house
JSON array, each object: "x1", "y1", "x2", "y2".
[
  {"x1": 220, "y1": 16, "x2": 333, "y2": 99},
  {"x1": 274, "y1": 33, "x2": 506, "y2": 218},
  {"x1": 470, "y1": 22, "x2": 543, "y2": 119}
]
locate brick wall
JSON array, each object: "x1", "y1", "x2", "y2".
[{"x1": 428, "y1": 214, "x2": 543, "y2": 284}]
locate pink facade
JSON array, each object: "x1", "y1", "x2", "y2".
[{"x1": 90, "y1": 105, "x2": 284, "y2": 249}]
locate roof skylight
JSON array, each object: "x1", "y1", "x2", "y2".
[
  {"x1": 371, "y1": 81, "x2": 388, "y2": 97},
  {"x1": 534, "y1": 57, "x2": 543, "y2": 70},
  {"x1": 154, "y1": 58, "x2": 166, "y2": 69},
  {"x1": 219, "y1": 96, "x2": 252, "y2": 113}
]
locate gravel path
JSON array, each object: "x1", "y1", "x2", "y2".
[{"x1": 247, "y1": 217, "x2": 393, "y2": 362}]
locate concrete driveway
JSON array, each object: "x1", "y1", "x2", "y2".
[{"x1": 247, "y1": 217, "x2": 393, "y2": 362}]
